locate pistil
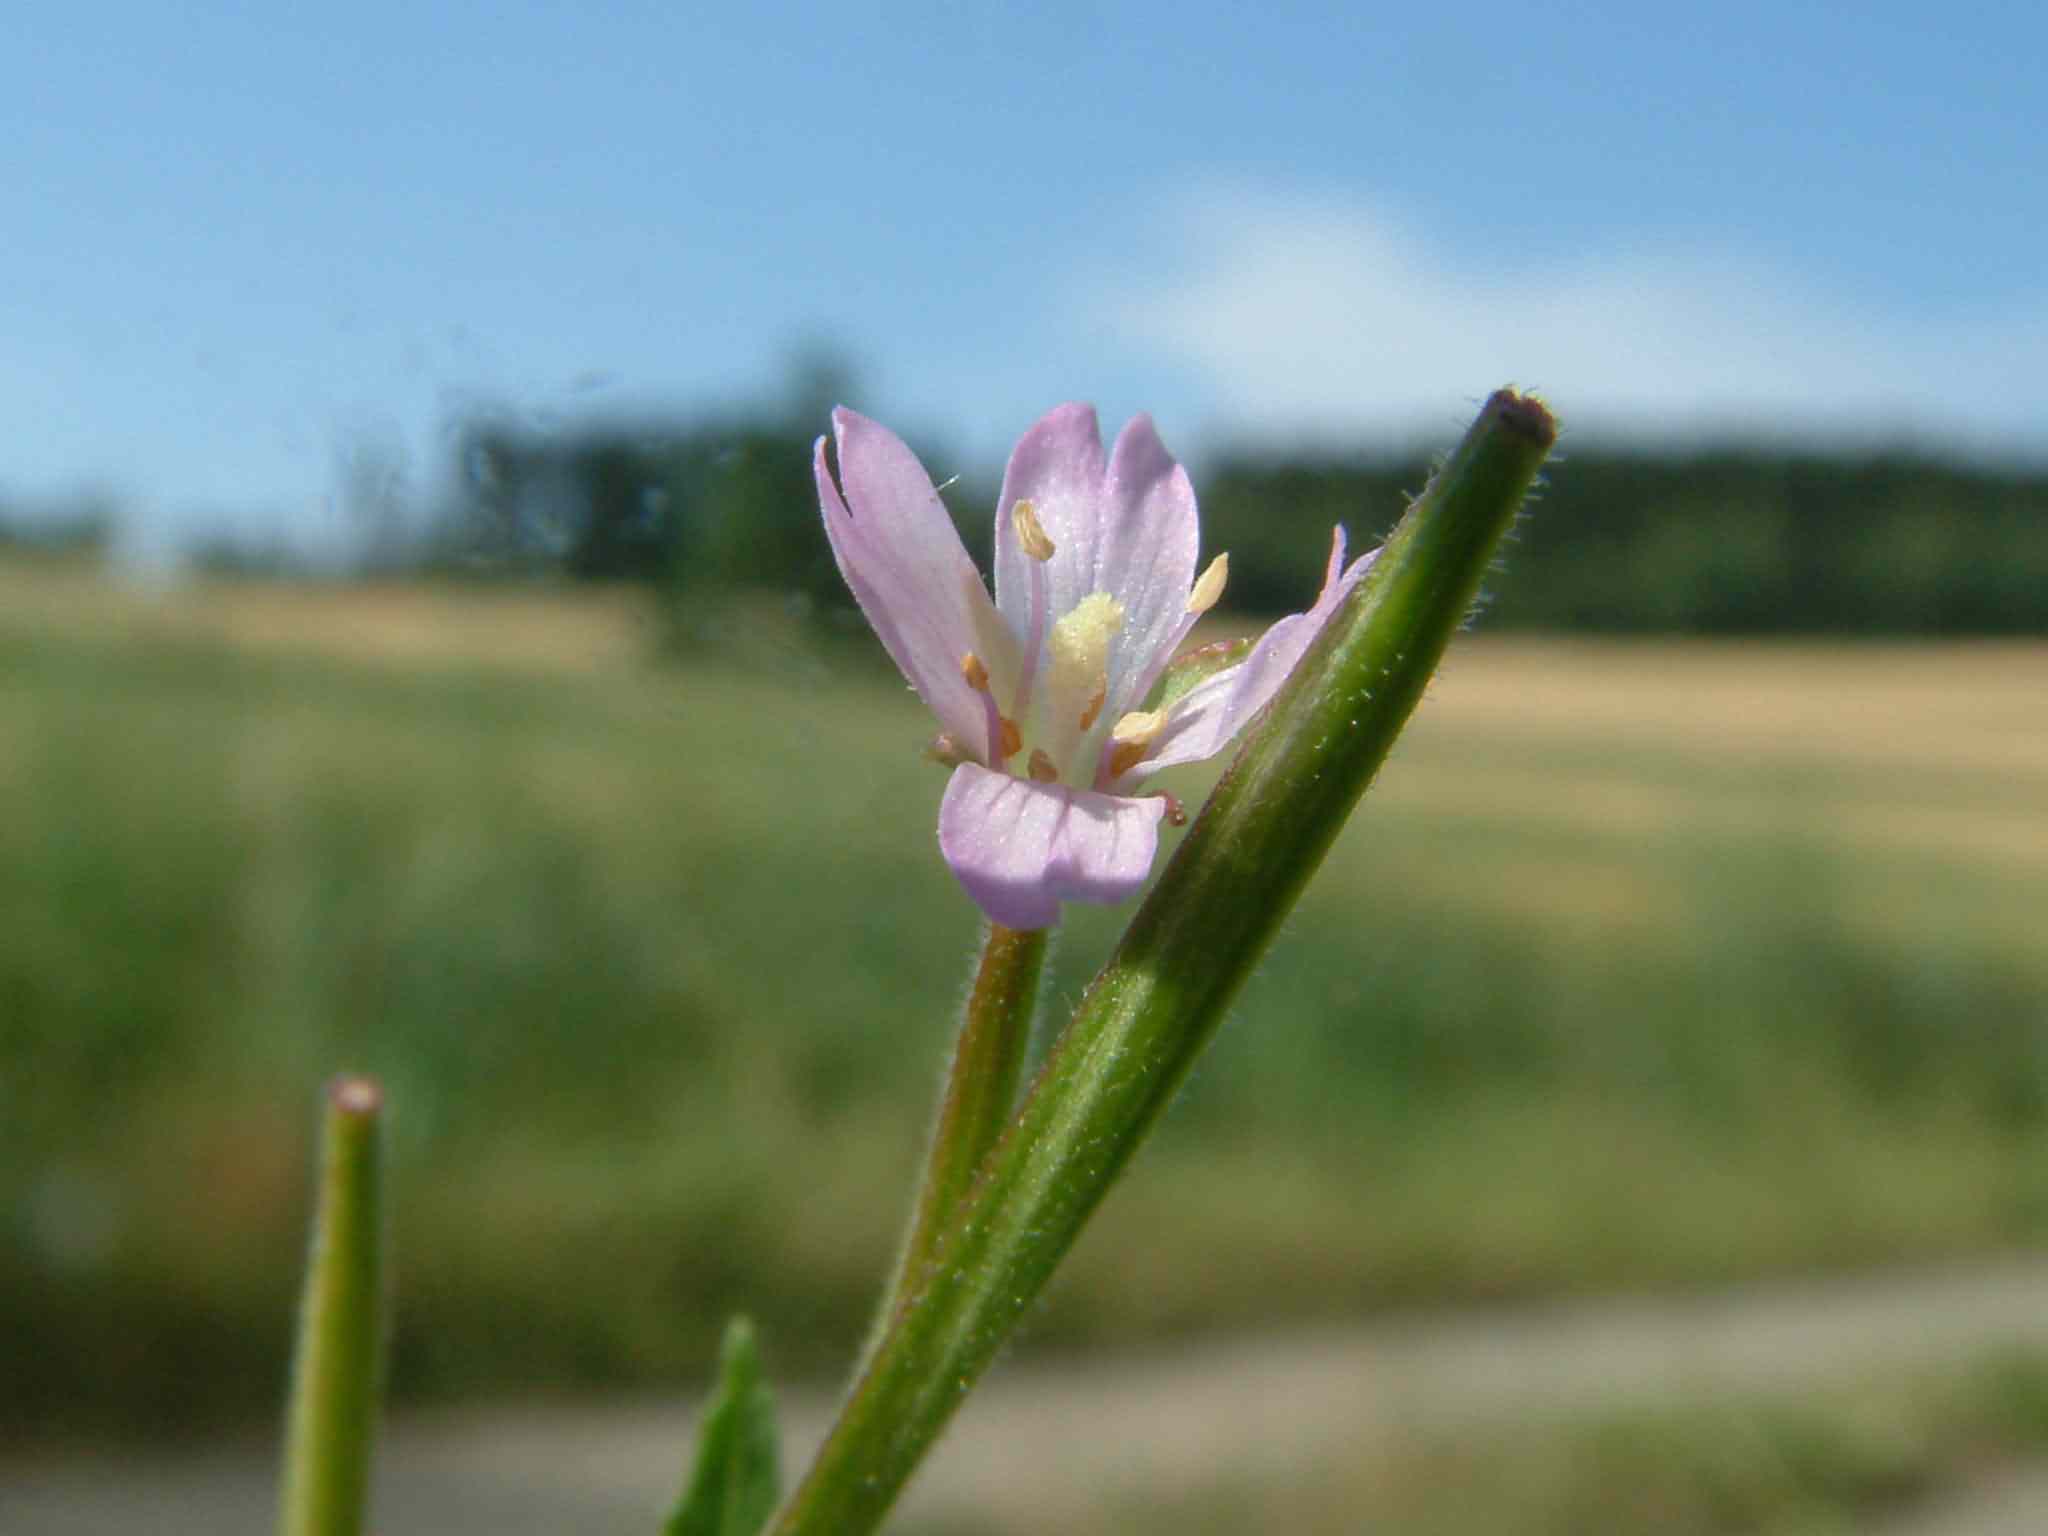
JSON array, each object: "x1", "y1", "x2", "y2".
[{"x1": 1042, "y1": 593, "x2": 1125, "y2": 780}]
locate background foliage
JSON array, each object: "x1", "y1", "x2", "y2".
[
  {"x1": 3, "y1": 557, "x2": 2042, "y2": 1441},
  {"x1": 17, "y1": 365, "x2": 2041, "y2": 637},
  {"x1": 433, "y1": 412, "x2": 2048, "y2": 636},
  {"x1": 4, "y1": 375, "x2": 2043, "y2": 1444}
]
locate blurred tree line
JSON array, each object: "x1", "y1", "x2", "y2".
[
  {"x1": 437, "y1": 393, "x2": 2048, "y2": 635},
  {"x1": 1201, "y1": 448, "x2": 2048, "y2": 633},
  {"x1": 435, "y1": 355, "x2": 958, "y2": 649},
  {"x1": 7, "y1": 366, "x2": 2043, "y2": 633},
  {"x1": 0, "y1": 490, "x2": 116, "y2": 563}
]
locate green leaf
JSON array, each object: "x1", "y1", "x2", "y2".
[
  {"x1": 1144, "y1": 635, "x2": 1252, "y2": 712},
  {"x1": 665, "y1": 1317, "x2": 782, "y2": 1536}
]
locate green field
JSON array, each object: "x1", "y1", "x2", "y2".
[{"x1": 4, "y1": 562, "x2": 2046, "y2": 1437}]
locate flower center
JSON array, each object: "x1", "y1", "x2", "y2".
[
  {"x1": 1036, "y1": 591, "x2": 1123, "y2": 779},
  {"x1": 956, "y1": 497, "x2": 1223, "y2": 793}
]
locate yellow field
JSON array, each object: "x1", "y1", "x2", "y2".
[
  {"x1": 0, "y1": 557, "x2": 657, "y2": 675},
  {"x1": 11, "y1": 555, "x2": 2041, "y2": 934},
  {"x1": 10, "y1": 556, "x2": 2038, "y2": 747},
  {"x1": 1392, "y1": 637, "x2": 2048, "y2": 937}
]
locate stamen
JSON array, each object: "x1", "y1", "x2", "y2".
[
  {"x1": 999, "y1": 717, "x2": 1022, "y2": 757},
  {"x1": 961, "y1": 650, "x2": 1009, "y2": 764},
  {"x1": 1187, "y1": 552, "x2": 1229, "y2": 615},
  {"x1": 1027, "y1": 748, "x2": 1060, "y2": 783},
  {"x1": 1111, "y1": 708, "x2": 1168, "y2": 744},
  {"x1": 1078, "y1": 674, "x2": 1107, "y2": 731},
  {"x1": 1012, "y1": 499, "x2": 1056, "y2": 562},
  {"x1": 1105, "y1": 708, "x2": 1168, "y2": 781}
]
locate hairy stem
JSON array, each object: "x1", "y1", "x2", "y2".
[
  {"x1": 768, "y1": 390, "x2": 1557, "y2": 1536},
  {"x1": 872, "y1": 923, "x2": 1048, "y2": 1343}
]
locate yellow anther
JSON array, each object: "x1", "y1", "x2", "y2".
[
  {"x1": 1106, "y1": 709, "x2": 1167, "y2": 780},
  {"x1": 1110, "y1": 708, "x2": 1168, "y2": 745},
  {"x1": 1012, "y1": 498, "x2": 1056, "y2": 562},
  {"x1": 998, "y1": 716, "x2": 1022, "y2": 757},
  {"x1": 1027, "y1": 748, "x2": 1060, "y2": 783},
  {"x1": 1078, "y1": 675, "x2": 1107, "y2": 731},
  {"x1": 961, "y1": 651, "x2": 992, "y2": 692},
  {"x1": 1187, "y1": 552, "x2": 1229, "y2": 615}
]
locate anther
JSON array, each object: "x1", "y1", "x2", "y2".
[
  {"x1": 1078, "y1": 674, "x2": 1107, "y2": 731},
  {"x1": 999, "y1": 717, "x2": 1022, "y2": 757},
  {"x1": 1111, "y1": 708, "x2": 1168, "y2": 745},
  {"x1": 1012, "y1": 499, "x2": 1056, "y2": 562},
  {"x1": 1159, "y1": 792, "x2": 1188, "y2": 827},
  {"x1": 1027, "y1": 748, "x2": 1060, "y2": 783},
  {"x1": 1187, "y1": 552, "x2": 1229, "y2": 615},
  {"x1": 1106, "y1": 708, "x2": 1167, "y2": 779},
  {"x1": 963, "y1": 650, "x2": 1009, "y2": 764}
]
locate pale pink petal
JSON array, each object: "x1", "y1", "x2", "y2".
[
  {"x1": 993, "y1": 407, "x2": 1199, "y2": 720},
  {"x1": 818, "y1": 409, "x2": 1004, "y2": 753},
  {"x1": 992, "y1": 403, "x2": 1106, "y2": 641},
  {"x1": 938, "y1": 762, "x2": 1168, "y2": 930},
  {"x1": 1128, "y1": 528, "x2": 1380, "y2": 781},
  {"x1": 1094, "y1": 415, "x2": 1201, "y2": 718}
]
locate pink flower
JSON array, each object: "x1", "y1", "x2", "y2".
[{"x1": 817, "y1": 404, "x2": 1376, "y2": 930}]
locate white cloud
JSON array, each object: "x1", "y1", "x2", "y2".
[{"x1": 1087, "y1": 183, "x2": 2045, "y2": 455}]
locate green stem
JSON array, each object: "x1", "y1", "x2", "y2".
[
  {"x1": 768, "y1": 389, "x2": 1556, "y2": 1536},
  {"x1": 872, "y1": 923, "x2": 1048, "y2": 1342},
  {"x1": 278, "y1": 1076, "x2": 387, "y2": 1536}
]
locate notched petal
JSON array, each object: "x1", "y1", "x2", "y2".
[
  {"x1": 993, "y1": 403, "x2": 1107, "y2": 637},
  {"x1": 816, "y1": 412, "x2": 1005, "y2": 751},
  {"x1": 1096, "y1": 415, "x2": 1201, "y2": 711},
  {"x1": 938, "y1": 763, "x2": 1168, "y2": 930}
]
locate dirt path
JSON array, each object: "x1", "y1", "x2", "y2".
[
  {"x1": 12, "y1": 1255, "x2": 2048, "y2": 1533},
  {"x1": 1866, "y1": 1468, "x2": 2048, "y2": 1536}
]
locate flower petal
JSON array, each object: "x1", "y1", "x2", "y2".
[
  {"x1": 1095, "y1": 415, "x2": 1201, "y2": 718},
  {"x1": 992, "y1": 402, "x2": 1106, "y2": 642},
  {"x1": 938, "y1": 762, "x2": 1169, "y2": 930},
  {"x1": 818, "y1": 409, "x2": 1009, "y2": 753},
  {"x1": 1129, "y1": 527, "x2": 1380, "y2": 781},
  {"x1": 993, "y1": 408, "x2": 1200, "y2": 726}
]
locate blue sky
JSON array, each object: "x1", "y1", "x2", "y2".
[{"x1": 5, "y1": 1, "x2": 2042, "y2": 555}]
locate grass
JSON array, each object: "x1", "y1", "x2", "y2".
[{"x1": 2, "y1": 565, "x2": 2045, "y2": 1437}]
